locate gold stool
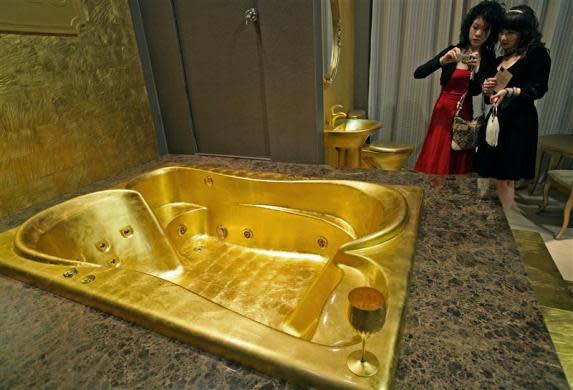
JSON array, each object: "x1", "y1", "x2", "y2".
[
  {"x1": 541, "y1": 169, "x2": 573, "y2": 240},
  {"x1": 361, "y1": 142, "x2": 414, "y2": 171}
]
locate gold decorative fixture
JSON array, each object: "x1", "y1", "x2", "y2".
[
  {"x1": 361, "y1": 143, "x2": 415, "y2": 171},
  {"x1": 328, "y1": 104, "x2": 348, "y2": 128},
  {"x1": 0, "y1": 0, "x2": 88, "y2": 35},
  {"x1": 323, "y1": 0, "x2": 342, "y2": 88}
]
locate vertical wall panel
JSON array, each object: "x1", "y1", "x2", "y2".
[
  {"x1": 140, "y1": 0, "x2": 322, "y2": 163},
  {"x1": 174, "y1": 0, "x2": 269, "y2": 158},
  {"x1": 354, "y1": 0, "x2": 372, "y2": 112},
  {"x1": 393, "y1": 0, "x2": 440, "y2": 145},
  {"x1": 138, "y1": 0, "x2": 196, "y2": 154},
  {"x1": 261, "y1": 0, "x2": 323, "y2": 164}
]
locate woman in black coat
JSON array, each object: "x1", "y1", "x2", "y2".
[
  {"x1": 413, "y1": 1, "x2": 504, "y2": 175},
  {"x1": 475, "y1": 5, "x2": 551, "y2": 212}
]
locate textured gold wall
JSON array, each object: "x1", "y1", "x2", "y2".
[
  {"x1": 323, "y1": 0, "x2": 355, "y2": 126},
  {"x1": 0, "y1": 0, "x2": 158, "y2": 218}
]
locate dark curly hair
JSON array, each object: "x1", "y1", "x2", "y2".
[
  {"x1": 502, "y1": 5, "x2": 545, "y2": 56},
  {"x1": 459, "y1": 1, "x2": 505, "y2": 52}
]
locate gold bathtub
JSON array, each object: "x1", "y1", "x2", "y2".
[{"x1": 0, "y1": 165, "x2": 423, "y2": 389}]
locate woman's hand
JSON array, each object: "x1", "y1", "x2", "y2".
[
  {"x1": 483, "y1": 77, "x2": 497, "y2": 95},
  {"x1": 439, "y1": 47, "x2": 461, "y2": 65},
  {"x1": 490, "y1": 88, "x2": 508, "y2": 107}
]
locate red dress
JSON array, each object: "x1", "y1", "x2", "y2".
[{"x1": 415, "y1": 68, "x2": 474, "y2": 175}]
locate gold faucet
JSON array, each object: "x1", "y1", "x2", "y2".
[{"x1": 329, "y1": 104, "x2": 347, "y2": 128}]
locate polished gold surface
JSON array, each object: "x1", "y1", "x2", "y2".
[
  {"x1": 0, "y1": 0, "x2": 158, "y2": 218},
  {"x1": 347, "y1": 287, "x2": 386, "y2": 377},
  {"x1": 0, "y1": 165, "x2": 423, "y2": 389},
  {"x1": 361, "y1": 143, "x2": 414, "y2": 172},
  {"x1": 513, "y1": 230, "x2": 573, "y2": 386},
  {"x1": 541, "y1": 306, "x2": 573, "y2": 387},
  {"x1": 323, "y1": 0, "x2": 342, "y2": 88},
  {"x1": 0, "y1": 0, "x2": 87, "y2": 35},
  {"x1": 15, "y1": 190, "x2": 183, "y2": 279},
  {"x1": 324, "y1": 118, "x2": 383, "y2": 169}
]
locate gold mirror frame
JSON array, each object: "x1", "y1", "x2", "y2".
[
  {"x1": 0, "y1": 0, "x2": 87, "y2": 36},
  {"x1": 323, "y1": 0, "x2": 342, "y2": 88}
]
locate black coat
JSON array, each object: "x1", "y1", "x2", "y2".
[
  {"x1": 414, "y1": 45, "x2": 497, "y2": 96},
  {"x1": 474, "y1": 46, "x2": 551, "y2": 180}
]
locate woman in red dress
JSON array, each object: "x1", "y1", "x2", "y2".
[{"x1": 414, "y1": 1, "x2": 504, "y2": 175}]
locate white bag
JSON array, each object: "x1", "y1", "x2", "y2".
[{"x1": 485, "y1": 106, "x2": 499, "y2": 147}]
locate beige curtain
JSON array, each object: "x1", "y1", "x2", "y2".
[{"x1": 368, "y1": 0, "x2": 573, "y2": 167}]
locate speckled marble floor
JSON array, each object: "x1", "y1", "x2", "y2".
[
  {"x1": 513, "y1": 229, "x2": 573, "y2": 387},
  {"x1": 508, "y1": 188, "x2": 573, "y2": 281},
  {"x1": 0, "y1": 155, "x2": 569, "y2": 389}
]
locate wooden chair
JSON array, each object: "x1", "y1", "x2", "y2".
[
  {"x1": 541, "y1": 169, "x2": 573, "y2": 239},
  {"x1": 530, "y1": 135, "x2": 573, "y2": 194}
]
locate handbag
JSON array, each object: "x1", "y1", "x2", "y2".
[
  {"x1": 451, "y1": 91, "x2": 484, "y2": 151},
  {"x1": 485, "y1": 105, "x2": 499, "y2": 147}
]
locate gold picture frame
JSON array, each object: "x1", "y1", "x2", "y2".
[
  {"x1": 323, "y1": 0, "x2": 341, "y2": 88},
  {"x1": 0, "y1": 0, "x2": 87, "y2": 36}
]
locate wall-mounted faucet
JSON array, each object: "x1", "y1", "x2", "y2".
[{"x1": 329, "y1": 104, "x2": 347, "y2": 128}]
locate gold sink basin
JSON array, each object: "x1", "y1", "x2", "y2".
[
  {"x1": 0, "y1": 165, "x2": 422, "y2": 389},
  {"x1": 324, "y1": 119, "x2": 383, "y2": 168}
]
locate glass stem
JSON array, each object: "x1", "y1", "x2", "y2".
[{"x1": 360, "y1": 336, "x2": 366, "y2": 362}]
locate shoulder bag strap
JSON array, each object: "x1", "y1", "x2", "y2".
[{"x1": 455, "y1": 92, "x2": 467, "y2": 117}]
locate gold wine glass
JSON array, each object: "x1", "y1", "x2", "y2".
[{"x1": 346, "y1": 286, "x2": 386, "y2": 377}]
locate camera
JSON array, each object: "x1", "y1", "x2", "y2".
[{"x1": 460, "y1": 54, "x2": 476, "y2": 63}]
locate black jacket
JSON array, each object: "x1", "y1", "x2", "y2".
[{"x1": 414, "y1": 45, "x2": 496, "y2": 96}]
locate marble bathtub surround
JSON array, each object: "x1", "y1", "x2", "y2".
[{"x1": 0, "y1": 155, "x2": 569, "y2": 389}]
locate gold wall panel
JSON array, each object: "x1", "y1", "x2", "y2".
[
  {"x1": 0, "y1": 0, "x2": 87, "y2": 36},
  {"x1": 0, "y1": 0, "x2": 159, "y2": 219}
]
